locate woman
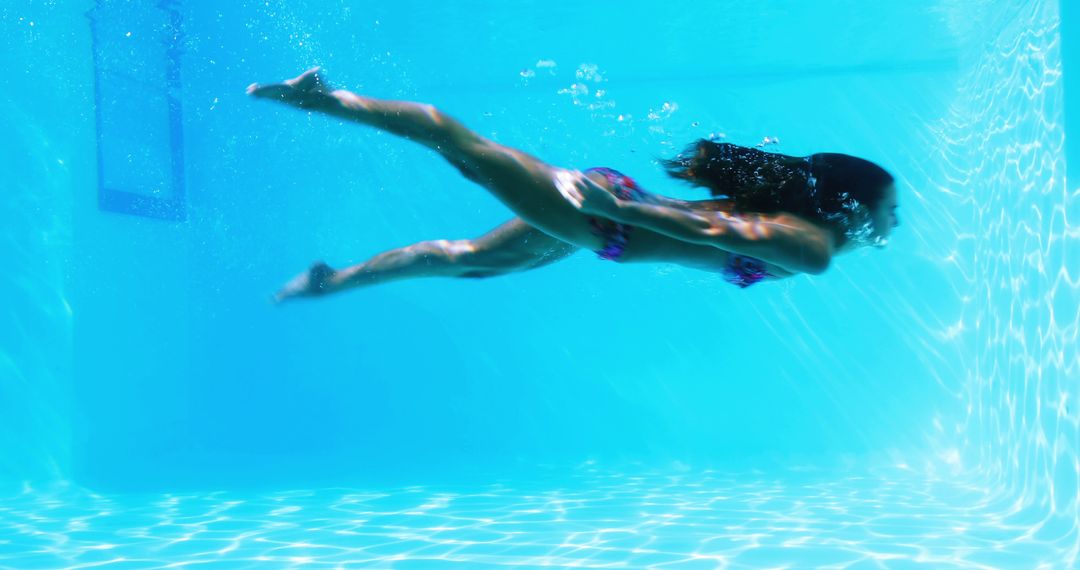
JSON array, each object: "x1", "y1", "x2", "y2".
[{"x1": 247, "y1": 68, "x2": 900, "y2": 301}]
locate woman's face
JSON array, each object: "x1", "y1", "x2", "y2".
[{"x1": 870, "y1": 184, "x2": 900, "y2": 241}]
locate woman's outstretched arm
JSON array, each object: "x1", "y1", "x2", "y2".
[
  {"x1": 622, "y1": 203, "x2": 833, "y2": 274},
  {"x1": 564, "y1": 175, "x2": 833, "y2": 274}
]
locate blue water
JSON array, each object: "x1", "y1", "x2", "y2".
[{"x1": 1, "y1": 0, "x2": 1077, "y2": 568}]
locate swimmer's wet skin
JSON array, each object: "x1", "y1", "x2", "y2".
[{"x1": 248, "y1": 67, "x2": 899, "y2": 303}]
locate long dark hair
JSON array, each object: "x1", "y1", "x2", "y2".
[{"x1": 660, "y1": 140, "x2": 895, "y2": 246}]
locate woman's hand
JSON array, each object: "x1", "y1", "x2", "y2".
[
  {"x1": 555, "y1": 170, "x2": 622, "y2": 216},
  {"x1": 273, "y1": 261, "x2": 338, "y2": 303}
]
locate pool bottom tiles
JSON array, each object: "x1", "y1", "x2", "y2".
[{"x1": 0, "y1": 465, "x2": 1059, "y2": 569}]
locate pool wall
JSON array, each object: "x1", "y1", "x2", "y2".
[
  {"x1": 71, "y1": 1, "x2": 964, "y2": 490},
  {"x1": 0, "y1": 2, "x2": 85, "y2": 487},
  {"x1": 937, "y1": 0, "x2": 1077, "y2": 538}
]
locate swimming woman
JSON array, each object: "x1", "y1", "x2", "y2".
[{"x1": 247, "y1": 68, "x2": 900, "y2": 301}]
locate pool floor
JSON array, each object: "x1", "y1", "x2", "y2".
[{"x1": 0, "y1": 466, "x2": 1059, "y2": 569}]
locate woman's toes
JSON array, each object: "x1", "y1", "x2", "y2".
[
  {"x1": 247, "y1": 68, "x2": 329, "y2": 105},
  {"x1": 246, "y1": 82, "x2": 290, "y2": 99},
  {"x1": 288, "y1": 67, "x2": 323, "y2": 92}
]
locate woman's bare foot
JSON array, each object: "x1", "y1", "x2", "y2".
[
  {"x1": 246, "y1": 67, "x2": 333, "y2": 109},
  {"x1": 273, "y1": 261, "x2": 338, "y2": 303}
]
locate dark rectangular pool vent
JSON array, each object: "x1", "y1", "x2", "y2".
[{"x1": 88, "y1": 0, "x2": 186, "y2": 221}]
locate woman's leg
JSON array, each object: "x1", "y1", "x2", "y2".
[
  {"x1": 248, "y1": 68, "x2": 605, "y2": 251},
  {"x1": 274, "y1": 218, "x2": 577, "y2": 302}
]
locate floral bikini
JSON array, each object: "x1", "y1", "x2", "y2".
[{"x1": 583, "y1": 166, "x2": 772, "y2": 288}]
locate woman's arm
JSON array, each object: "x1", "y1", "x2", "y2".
[
  {"x1": 613, "y1": 201, "x2": 833, "y2": 274},
  {"x1": 562, "y1": 175, "x2": 830, "y2": 273},
  {"x1": 557, "y1": 170, "x2": 832, "y2": 274}
]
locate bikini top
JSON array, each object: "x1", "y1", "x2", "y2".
[{"x1": 723, "y1": 253, "x2": 771, "y2": 288}]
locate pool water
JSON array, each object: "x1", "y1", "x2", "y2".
[{"x1": 1, "y1": 0, "x2": 1077, "y2": 568}]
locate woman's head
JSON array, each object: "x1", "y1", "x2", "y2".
[
  {"x1": 869, "y1": 182, "x2": 900, "y2": 243},
  {"x1": 661, "y1": 140, "x2": 898, "y2": 248},
  {"x1": 808, "y1": 152, "x2": 898, "y2": 247}
]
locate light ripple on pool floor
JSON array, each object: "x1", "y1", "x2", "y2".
[{"x1": 0, "y1": 466, "x2": 1065, "y2": 569}]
